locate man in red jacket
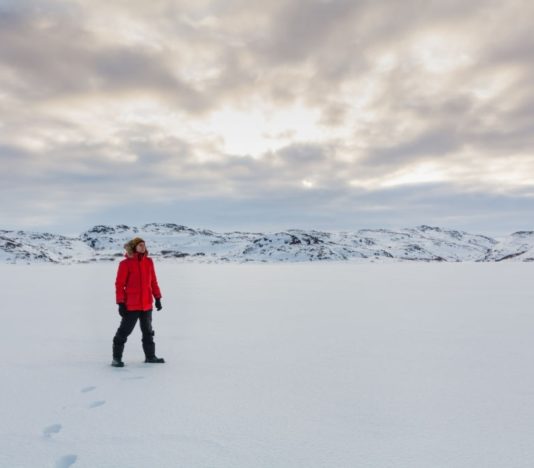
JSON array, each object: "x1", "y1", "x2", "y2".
[{"x1": 112, "y1": 237, "x2": 165, "y2": 367}]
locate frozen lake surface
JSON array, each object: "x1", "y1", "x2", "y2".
[{"x1": 1, "y1": 262, "x2": 534, "y2": 468}]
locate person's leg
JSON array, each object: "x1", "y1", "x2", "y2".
[
  {"x1": 138, "y1": 311, "x2": 156, "y2": 359},
  {"x1": 113, "y1": 312, "x2": 140, "y2": 361}
]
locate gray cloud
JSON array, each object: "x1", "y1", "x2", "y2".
[
  {"x1": 0, "y1": 3, "x2": 210, "y2": 113},
  {"x1": 363, "y1": 126, "x2": 463, "y2": 168}
]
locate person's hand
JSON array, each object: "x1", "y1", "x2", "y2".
[
  {"x1": 118, "y1": 303, "x2": 127, "y2": 317},
  {"x1": 155, "y1": 298, "x2": 162, "y2": 311}
]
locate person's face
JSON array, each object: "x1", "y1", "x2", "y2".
[{"x1": 135, "y1": 242, "x2": 146, "y2": 253}]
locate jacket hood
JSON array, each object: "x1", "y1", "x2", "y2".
[{"x1": 124, "y1": 237, "x2": 147, "y2": 256}]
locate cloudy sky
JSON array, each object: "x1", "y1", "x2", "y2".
[{"x1": 1, "y1": 0, "x2": 533, "y2": 235}]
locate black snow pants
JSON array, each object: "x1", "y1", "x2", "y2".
[{"x1": 113, "y1": 311, "x2": 156, "y2": 360}]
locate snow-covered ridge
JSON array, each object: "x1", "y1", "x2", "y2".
[{"x1": 1, "y1": 223, "x2": 533, "y2": 264}]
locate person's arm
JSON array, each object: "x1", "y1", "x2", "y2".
[
  {"x1": 150, "y1": 259, "x2": 162, "y2": 310},
  {"x1": 115, "y1": 261, "x2": 128, "y2": 304},
  {"x1": 150, "y1": 259, "x2": 162, "y2": 300}
]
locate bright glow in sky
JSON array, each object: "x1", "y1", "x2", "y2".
[{"x1": 205, "y1": 104, "x2": 323, "y2": 156}]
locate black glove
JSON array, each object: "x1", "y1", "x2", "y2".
[
  {"x1": 155, "y1": 298, "x2": 162, "y2": 311},
  {"x1": 118, "y1": 303, "x2": 127, "y2": 317}
]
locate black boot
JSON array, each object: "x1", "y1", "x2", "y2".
[
  {"x1": 112, "y1": 336, "x2": 125, "y2": 367},
  {"x1": 142, "y1": 332, "x2": 156, "y2": 358},
  {"x1": 142, "y1": 331, "x2": 163, "y2": 362},
  {"x1": 145, "y1": 356, "x2": 165, "y2": 363},
  {"x1": 140, "y1": 321, "x2": 163, "y2": 363}
]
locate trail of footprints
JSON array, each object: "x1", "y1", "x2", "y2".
[{"x1": 43, "y1": 375, "x2": 146, "y2": 467}]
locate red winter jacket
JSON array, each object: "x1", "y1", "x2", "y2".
[{"x1": 115, "y1": 252, "x2": 162, "y2": 312}]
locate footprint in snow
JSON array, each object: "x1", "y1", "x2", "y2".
[
  {"x1": 89, "y1": 400, "x2": 106, "y2": 409},
  {"x1": 81, "y1": 386, "x2": 96, "y2": 393},
  {"x1": 43, "y1": 423, "x2": 62, "y2": 438},
  {"x1": 55, "y1": 454, "x2": 77, "y2": 467}
]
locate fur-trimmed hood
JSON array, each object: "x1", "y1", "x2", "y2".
[{"x1": 123, "y1": 237, "x2": 148, "y2": 257}]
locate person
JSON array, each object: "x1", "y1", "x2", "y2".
[{"x1": 112, "y1": 237, "x2": 165, "y2": 367}]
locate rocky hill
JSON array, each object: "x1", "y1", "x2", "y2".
[{"x1": 1, "y1": 223, "x2": 533, "y2": 264}]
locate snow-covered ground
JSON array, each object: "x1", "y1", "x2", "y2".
[{"x1": 1, "y1": 262, "x2": 534, "y2": 468}]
